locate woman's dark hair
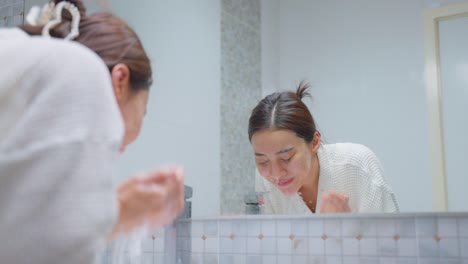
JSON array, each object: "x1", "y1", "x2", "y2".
[
  {"x1": 20, "y1": 0, "x2": 152, "y2": 90},
  {"x1": 248, "y1": 81, "x2": 317, "y2": 143}
]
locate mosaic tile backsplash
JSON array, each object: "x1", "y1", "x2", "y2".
[
  {"x1": 0, "y1": 0, "x2": 24, "y2": 27},
  {"x1": 101, "y1": 212, "x2": 468, "y2": 264},
  {"x1": 220, "y1": 0, "x2": 261, "y2": 215}
]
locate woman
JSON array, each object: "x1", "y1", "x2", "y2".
[
  {"x1": 0, "y1": 1, "x2": 183, "y2": 263},
  {"x1": 249, "y1": 82, "x2": 399, "y2": 214}
]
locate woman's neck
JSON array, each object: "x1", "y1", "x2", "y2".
[{"x1": 299, "y1": 154, "x2": 320, "y2": 212}]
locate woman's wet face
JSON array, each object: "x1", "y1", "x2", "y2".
[{"x1": 251, "y1": 129, "x2": 315, "y2": 195}]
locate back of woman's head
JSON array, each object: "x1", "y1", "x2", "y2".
[
  {"x1": 20, "y1": 0, "x2": 152, "y2": 90},
  {"x1": 248, "y1": 81, "x2": 317, "y2": 143}
]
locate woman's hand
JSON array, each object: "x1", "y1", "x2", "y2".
[
  {"x1": 109, "y1": 166, "x2": 185, "y2": 239},
  {"x1": 320, "y1": 190, "x2": 351, "y2": 213}
]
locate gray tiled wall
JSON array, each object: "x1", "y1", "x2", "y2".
[
  {"x1": 176, "y1": 213, "x2": 468, "y2": 264},
  {"x1": 0, "y1": 0, "x2": 24, "y2": 27},
  {"x1": 220, "y1": 0, "x2": 262, "y2": 214},
  {"x1": 100, "y1": 213, "x2": 468, "y2": 264},
  {"x1": 100, "y1": 227, "x2": 167, "y2": 264}
]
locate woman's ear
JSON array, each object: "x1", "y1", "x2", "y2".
[
  {"x1": 111, "y1": 63, "x2": 131, "y2": 104},
  {"x1": 311, "y1": 131, "x2": 321, "y2": 153}
]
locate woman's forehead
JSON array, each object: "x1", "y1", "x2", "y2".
[{"x1": 252, "y1": 129, "x2": 303, "y2": 154}]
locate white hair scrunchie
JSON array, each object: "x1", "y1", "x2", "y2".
[{"x1": 25, "y1": 1, "x2": 81, "y2": 41}]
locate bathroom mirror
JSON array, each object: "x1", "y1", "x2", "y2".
[{"x1": 11, "y1": 0, "x2": 468, "y2": 217}]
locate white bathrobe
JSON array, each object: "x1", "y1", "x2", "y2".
[
  {"x1": 0, "y1": 28, "x2": 124, "y2": 263},
  {"x1": 256, "y1": 143, "x2": 399, "y2": 214}
]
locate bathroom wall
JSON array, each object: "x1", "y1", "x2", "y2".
[
  {"x1": 0, "y1": 0, "x2": 24, "y2": 27},
  {"x1": 220, "y1": 0, "x2": 262, "y2": 214},
  {"x1": 178, "y1": 213, "x2": 468, "y2": 264},
  {"x1": 261, "y1": 0, "x2": 468, "y2": 212},
  {"x1": 109, "y1": 0, "x2": 221, "y2": 217},
  {"x1": 101, "y1": 212, "x2": 468, "y2": 263}
]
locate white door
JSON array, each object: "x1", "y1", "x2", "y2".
[{"x1": 438, "y1": 15, "x2": 468, "y2": 211}]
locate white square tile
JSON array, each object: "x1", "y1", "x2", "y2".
[
  {"x1": 154, "y1": 227, "x2": 165, "y2": 236},
  {"x1": 291, "y1": 219, "x2": 308, "y2": 235},
  {"x1": 342, "y1": 257, "x2": 360, "y2": 264},
  {"x1": 438, "y1": 238, "x2": 459, "y2": 257},
  {"x1": 342, "y1": 238, "x2": 359, "y2": 256},
  {"x1": 246, "y1": 255, "x2": 261, "y2": 264},
  {"x1": 396, "y1": 218, "x2": 416, "y2": 237},
  {"x1": 378, "y1": 219, "x2": 396, "y2": 237},
  {"x1": 357, "y1": 257, "x2": 378, "y2": 264},
  {"x1": 191, "y1": 254, "x2": 204, "y2": 264},
  {"x1": 397, "y1": 238, "x2": 417, "y2": 257},
  {"x1": 417, "y1": 217, "x2": 437, "y2": 237},
  {"x1": 109, "y1": 251, "x2": 128, "y2": 264},
  {"x1": 219, "y1": 254, "x2": 233, "y2": 264},
  {"x1": 191, "y1": 237, "x2": 204, "y2": 253},
  {"x1": 142, "y1": 237, "x2": 153, "y2": 252},
  {"x1": 292, "y1": 237, "x2": 308, "y2": 255},
  {"x1": 458, "y1": 218, "x2": 468, "y2": 237},
  {"x1": 326, "y1": 256, "x2": 343, "y2": 264},
  {"x1": 342, "y1": 220, "x2": 360, "y2": 237},
  {"x1": 418, "y1": 258, "x2": 439, "y2": 264},
  {"x1": 219, "y1": 220, "x2": 232, "y2": 236},
  {"x1": 396, "y1": 257, "x2": 418, "y2": 264},
  {"x1": 204, "y1": 254, "x2": 218, "y2": 264},
  {"x1": 437, "y1": 218, "x2": 458, "y2": 237},
  {"x1": 262, "y1": 255, "x2": 276, "y2": 264},
  {"x1": 219, "y1": 237, "x2": 233, "y2": 254},
  {"x1": 141, "y1": 253, "x2": 153, "y2": 264},
  {"x1": 204, "y1": 220, "x2": 218, "y2": 236},
  {"x1": 293, "y1": 255, "x2": 309, "y2": 264},
  {"x1": 308, "y1": 220, "x2": 324, "y2": 237},
  {"x1": 378, "y1": 238, "x2": 397, "y2": 257},
  {"x1": 277, "y1": 237, "x2": 292, "y2": 255},
  {"x1": 261, "y1": 237, "x2": 277, "y2": 254},
  {"x1": 247, "y1": 237, "x2": 261, "y2": 254},
  {"x1": 277, "y1": 220, "x2": 291, "y2": 236},
  {"x1": 309, "y1": 237, "x2": 325, "y2": 256},
  {"x1": 154, "y1": 236, "x2": 165, "y2": 253},
  {"x1": 309, "y1": 256, "x2": 326, "y2": 264},
  {"x1": 247, "y1": 220, "x2": 261, "y2": 237},
  {"x1": 95, "y1": 253, "x2": 107, "y2": 264},
  {"x1": 261, "y1": 220, "x2": 276, "y2": 236},
  {"x1": 232, "y1": 237, "x2": 247, "y2": 254},
  {"x1": 205, "y1": 237, "x2": 219, "y2": 253},
  {"x1": 232, "y1": 220, "x2": 247, "y2": 237},
  {"x1": 191, "y1": 221, "x2": 204, "y2": 236},
  {"x1": 326, "y1": 238, "x2": 342, "y2": 256},
  {"x1": 154, "y1": 254, "x2": 164, "y2": 264},
  {"x1": 418, "y1": 238, "x2": 439, "y2": 257},
  {"x1": 460, "y1": 238, "x2": 468, "y2": 258},
  {"x1": 378, "y1": 257, "x2": 397, "y2": 264},
  {"x1": 277, "y1": 255, "x2": 292, "y2": 264},
  {"x1": 233, "y1": 255, "x2": 246, "y2": 264},
  {"x1": 177, "y1": 253, "x2": 190, "y2": 264},
  {"x1": 360, "y1": 238, "x2": 377, "y2": 256},
  {"x1": 441, "y1": 259, "x2": 464, "y2": 264},
  {"x1": 325, "y1": 219, "x2": 342, "y2": 237},
  {"x1": 360, "y1": 219, "x2": 377, "y2": 237}
]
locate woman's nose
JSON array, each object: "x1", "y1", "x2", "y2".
[{"x1": 271, "y1": 164, "x2": 286, "y2": 180}]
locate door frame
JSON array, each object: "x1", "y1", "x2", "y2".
[{"x1": 424, "y1": 1, "x2": 468, "y2": 211}]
